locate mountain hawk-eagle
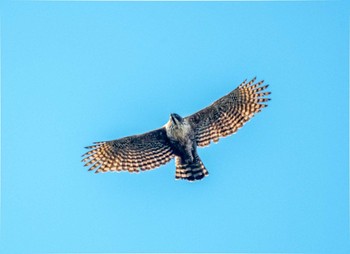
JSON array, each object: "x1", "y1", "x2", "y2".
[{"x1": 82, "y1": 77, "x2": 271, "y2": 181}]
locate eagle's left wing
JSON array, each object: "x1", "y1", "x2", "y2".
[
  {"x1": 82, "y1": 128, "x2": 175, "y2": 173},
  {"x1": 186, "y1": 77, "x2": 271, "y2": 147}
]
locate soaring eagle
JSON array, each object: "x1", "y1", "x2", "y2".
[{"x1": 82, "y1": 77, "x2": 270, "y2": 181}]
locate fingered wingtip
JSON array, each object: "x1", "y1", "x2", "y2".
[
  {"x1": 81, "y1": 151, "x2": 90, "y2": 157},
  {"x1": 247, "y1": 76, "x2": 257, "y2": 85},
  {"x1": 95, "y1": 168, "x2": 104, "y2": 174},
  {"x1": 240, "y1": 79, "x2": 248, "y2": 87},
  {"x1": 85, "y1": 144, "x2": 100, "y2": 150}
]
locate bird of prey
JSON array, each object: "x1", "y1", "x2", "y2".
[{"x1": 82, "y1": 77, "x2": 271, "y2": 181}]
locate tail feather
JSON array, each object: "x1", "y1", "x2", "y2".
[{"x1": 175, "y1": 156, "x2": 209, "y2": 181}]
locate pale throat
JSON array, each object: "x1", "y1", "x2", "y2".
[{"x1": 165, "y1": 120, "x2": 192, "y2": 141}]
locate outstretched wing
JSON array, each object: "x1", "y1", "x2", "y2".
[
  {"x1": 186, "y1": 77, "x2": 271, "y2": 147},
  {"x1": 82, "y1": 128, "x2": 174, "y2": 173}
]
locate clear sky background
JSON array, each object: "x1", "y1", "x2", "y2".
[{"x1": 1, "y1": 0, "x2": 349, "y2": 253}]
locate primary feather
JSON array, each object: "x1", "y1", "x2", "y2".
[{"x1": 186, "y1": 77, "x2": 270, "y2": 147}]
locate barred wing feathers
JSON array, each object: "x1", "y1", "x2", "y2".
[
  {"x1": 186, "y1": 77, "x2": 271, "y2": 147},
  {"x1": 82, "y1": 128, "x2": 175, "y2": 173}
]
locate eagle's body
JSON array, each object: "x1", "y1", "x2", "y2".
[
  {"x1": 82, "y1": 77, "x2": 271, "y2": 181},
  {"x1": 165, "y1": 115, "x2": 194, "y2": 162},
  {"x1": 165, "y1": 115, "x2": 206, "y2": 180}
]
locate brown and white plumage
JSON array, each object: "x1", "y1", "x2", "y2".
[
  {"x1": 82, "y1": 77, "x2": 270, "y2": 181},
  {"x1": 82, "y1": 128, "x2": 174, "y2": 173},
  {"x1": 186, "y1": 77, "x2": 270, "y2": 147}
]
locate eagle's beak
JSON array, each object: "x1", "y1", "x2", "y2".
[{"x1": 170, "y1": 114, "x2": 177, "y2": 124}]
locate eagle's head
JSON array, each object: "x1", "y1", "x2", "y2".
[
  {"x1": 166, "y1": 113, "x2": 191, "y2": 139},
  {"x1": 170, "y1": 113, "x2": 183, "y2": 126}
]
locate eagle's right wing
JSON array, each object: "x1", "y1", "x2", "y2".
[
  {"x1": 82, "y1": 128, "x2": 174, "y2": 173},
  {"x1": 186, "y1": 77, "x2": 271, "y2": 147}
]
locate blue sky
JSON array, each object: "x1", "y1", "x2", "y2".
[{"x1": 1, "y1": 0, "x2": 349, "y2": 253}]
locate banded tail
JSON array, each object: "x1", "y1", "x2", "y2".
[{"x1": 175, "y1": 155, "x2": 209, "y2": 181}]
